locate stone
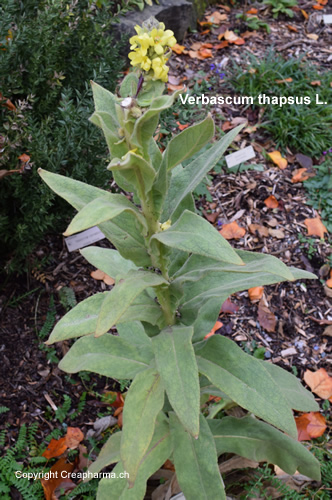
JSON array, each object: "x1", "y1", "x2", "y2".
[{"x1": 112, "y1": 0, "x2": 195, "y2": 49}]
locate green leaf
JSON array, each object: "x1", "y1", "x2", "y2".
[
  {"x1": 195, "y1": 336, "x2": 297, "y2": 438},
  {"x1": 96, "y1": 271, "x2": 167, "y2": 337},
  {"x1": 121, "y1": 368, "x2": 165, "y2": 486},
  {"x1": 120, "y1": 73, "x2": 139, "y2": 98},
  {"x1": 88, "y1": 431, "x2": 122, "y2": 475},
  {"x1": 170, "y1": 413, "x2": 226, "y2": 500},
  {"x1": 117, "y1": 321, "x2": 152, "y2": 352},
  {"x1": 90, "y1": 81, "x2": 119, "y2": 125},
  {"x1": 64, "y1": 197, "x2": 146, "y2": 236},
  {"x1": 171, "y1": 251, "x2": 313, "y2": 340},
  {"x1": 137, "y1": 80, "x2": 165, "y2": 107},
  {"x1": 162, "y1": 124, "x2": 244, "y2": 221},
  {"x1": 59, "y1": 334, "x2": 151, "y2": 379},
  {"x1": 97, "y1": 414, "x2": 172, "y2": 499},
  {"x1": 108, "y1": 151, "x2": 156, "y2": 195},
  {"x1": 46, "y1": 293, "x2": 106, "y2": 344},
  {"x1": 209, "y1": 416, "x2": 321, "y2": 480},
  {"x1": 117, "y1": 291, "x2": 163, "y2": 326},
  {"x1": 80, "y1": 247, "x2": 138, "y2": 280},
  {"x1": 132, "y1": 92, "x2": 181, "y2": 159},
  {"x1": 90, "y1": 111, "x2": 128, "y2": 157},
  {"x1": 100, "y1": 213, "x2": 151, "y2": 268},
  {"x1": 163, "y1": 114, "x2": 215, "y2": 172},
  {"x1": 261, "y1": 361, "x2": 319, "y2": 412},
  {"x1": 38, "y1": 169, "x2": 151, "y2": 267},
  {"x1": 152, "y1": 325, "x2": 200, "y2": 437},
  {"x1": 152, "y1": 210, "x2": 243, "y2": 266}
]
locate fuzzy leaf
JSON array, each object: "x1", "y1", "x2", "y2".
[
  {"x1": 59, "y1": 334, "x2": 151, "y2": 379},
  {"x1": 80, "y1": 247, "x2": 138, "y2": 280},
  {"x1": 170, "y1": 413, "x2": 226, "y2": 500},
  {"x1": 96, "y1": 271, "x2": 167, "y2": 337},
  {"x1": 152, "y1": 326, "x2": 200, "y2": 437},
  {"x1": 88, "y1": 432, "x2": 122, "y2": 475},
  {"x1": 121, "y1": 368, "x2": 165, "y2": 486},
  {"x1": 163, "y1": 114, "x2": 215, "y2": 171},
  {"x1": 64, "y1": 197, "x2": 146, "y2": 236},
  {"x1": 195, "y1": 336, "x2": 297, "y2": 438},
  {"x1": 162, "y1": 124, "x2": 244, "y2": 221},
  {"x1": 152, "y1": 210, "x2": 243, "y2": 266},
  {"x1": 209, "y1": 416, "x2": 321, "y2": 480}
]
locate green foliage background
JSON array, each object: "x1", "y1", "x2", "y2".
[{"x1": 0, "y1": 0, "x2": 127, "y2": 272}]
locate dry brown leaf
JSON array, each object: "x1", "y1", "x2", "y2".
[
  {"x1": 248, "y1": 286, "x2": 264, "y2": 302},
  {"x1": 310, "y1": 80, "x2": 321, "y2": 86},
  {"x1": 221, "y1": 298, "x2": 239, "y2": 314},
  {"x1": 41, "y1": 458, "x2": 76, "y2": 500},
  {"x1": 296, "y1": 412, "x2": 327, "y2": 441},
  {"x1": 224, "y1": 30, "x2": 238, "y2": 42},
  {"x1": 268, "y1": 228, "x2": 285, "y2": 239},
  {"x1": 214, "y1": 41, "x2": 229, "y2": 50},
  {"x1": 303, "y1": 368, "x2": 332, "y2": 399},
  {"x1": 268, "y1": 150, "x2": 288, "y2": 169},
  {"x1": 291, "y1": 168, "x2": 312, "y2": 183},
  {"x1": 264, "y1": 195, "x2": 279, "y2": 209},
  {"x1": 304, "y1": 217, "x2": 328, "y2": 239},
  {"x1": 301, "y1": 9, "x2": 309, "y2": 19},
  {"x1": 326, "y1": 271, "x2": 332, "y2": 288},
  {"x1": 307, "y1": 33, "x2": 319, "y2": 40},
  {"x1": 65, "y1": 427, "x2": 84, "y2": 449},
  {"x1": 219, "y1": 221, "x2": 246, "y2": 240},
  {"x1": 205, "y1": 11, "x2": 228, "y2": 24},
  {"x1": 275, "y1": 78, "x2": 293, "y2": 84},
  {"x1": 249, "y1": 224, "x2": 269, "y2": 237},
  {"x1": 204, "y1": 320, "x2": 223, "y2": 340},
  {"x1": 171, "y1": 43, "x2": 186, "y2": 54},
  {"x1": 90, "y1": 269, "x2": 115, "y2": 285},
  {"x1": 258, "y1": 299, "x2": 276, "y2": 332}
]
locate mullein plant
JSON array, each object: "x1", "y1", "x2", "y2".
[{"x1": 39, "y1": 17, "x2": 320, "y2": 500}]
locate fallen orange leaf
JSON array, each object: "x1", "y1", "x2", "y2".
[
  {"x1": 233, "y1": 37, "x2": 245, "y2": 45},
  {"x1": 65, "y1": 427, "x2": 84, "y2": 449},
  {"x1": 249, "y1": 223, "x2": 269, "y2": 237},
  {"x1": 205, "y1": 11, "x2": 228, "y2": 24},
  {"x1": 326, "y1": 271, "x2": 332, "y2": 288},
  {"x1": 176, "y1": 121, "x2": 189, "y2": 131},
  {"x1": 204, "y1": 320, "x2": 223, "y2": 339},
  {"x1": 317, "y1": 0, "x2": 327, "y2": 5},
  {"x1": 296, "y1": 412, "x2": 326, "y2": 441},
  {"x1": 18, "y1": 153, "x2": 30, "y2": 163},
  {"x1": 275, "y1": 78, "x2": 293, "y2": 84},
  {"x1": 219, "y1": 221, "x2": 246, "y2": 240},
  {"x1": 286, "y1": 25, "x2": 298, "y2": 32},
  {"x1": 248, "y1": 286, "x2": 264, "y2": 302},
  {"x1": 42, "y1": 437, "x2": 67, "y2": 459},
  {"x1": 90, "y1": 269, "x2": 115, "y2": 285},
  {"x1": 313, "y1": 4, "x2": 323, "y2": 10},
  {"x1": 172, "y1": 43, "x2": 186, "y2": 54},
  {"x1": 301, "y1": 9, "x2": 309, "y2": 19},
  {"x1": 304, "y1": 368, "x2": 332, "y2": 399},
  {"x1": 214, "y1": 41, "x2": 229, "y2": 49},
  {"x1": 291, "y1": 168, "x2": 311, "y2": 183},
  {"x1": 197, "y1": 20, "x2": 212, "y2": 27},
  {"x1": 41, "y1": 457, "x2": 76, "y2": 500},
  {"x1": 264, "y1": 195, "x2": 279, "y2": 209},
  {"x1": 246, "y1": 8, "x2": 258, "y2": 14},
  {"x1": 167, "y1": 83, "x2": 186, "y2": 91},
  {"x1": 310, "y1": 80, "x2": 321, "y2": 86},
  {"x1": 304, "y1": 217, "x2": 328, "y2": 239},
  {"x1": 268, "y1": 150, "x2": 288, "y2": 169}
]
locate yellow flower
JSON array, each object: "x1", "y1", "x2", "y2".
[
  {"x1": 128, "y1": 51, "x2": 151, "y2": 72},
  {"x1": 128, "y1": 17, "x2": 176, "y2": 82},
  {"x1": 151, "y1": 57, "x2": 169, "y2": 82}
]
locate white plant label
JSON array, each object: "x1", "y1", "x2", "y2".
[
  {"x1": 225, "y1": 145, "x2": 256, "y2": 169},
  {"x1": 65, "y1": 226, "x2": 105, "y2": 252},
  {"x1": 323, "y1": 15, "x2": 332, "y2": 24}
]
